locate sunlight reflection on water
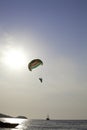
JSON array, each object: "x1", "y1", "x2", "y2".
[
  {"x1": 0, "y1": 118, "x2": 26, "y2": 124},
  {"x1": 0, "y1": 118, "x2": 28, "y2": 129}
]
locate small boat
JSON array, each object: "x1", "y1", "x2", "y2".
[
  {"x1": 0, "y1": 121, "x2": 19, "y2": 128},
  {"x1": 46, "y1": 115, "x2": 50, "y2": 120}
]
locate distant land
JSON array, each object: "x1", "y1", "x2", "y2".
[
  {"x1": 16, "y1": 116, "x2": 28, "y2": 119},
  {"x1": 0, "y1": 113, "x2": 27, "y2": 119}
]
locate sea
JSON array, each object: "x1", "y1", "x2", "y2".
[{"x1": 0, "y1": 118, "x2": 87, "y2": 130}]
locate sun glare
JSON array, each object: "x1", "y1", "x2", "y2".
[{"x1": 3, "y1": 49, "x2": 27, "y2": 70}]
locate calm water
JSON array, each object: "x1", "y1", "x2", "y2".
[{"x1": 0, "y1": 118, "x2": 87, "y2": 130}]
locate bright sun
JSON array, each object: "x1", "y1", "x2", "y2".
[{"x1": 3, "y1": 49, "x2": 27, "y2": 70}]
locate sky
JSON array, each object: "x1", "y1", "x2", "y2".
[{"x1": 0, "y1": 0, "x2": 87, "y2": 119}]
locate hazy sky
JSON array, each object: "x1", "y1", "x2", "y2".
[{"x1": 0, "y1": 0, "x2": 87, "y2": 119}]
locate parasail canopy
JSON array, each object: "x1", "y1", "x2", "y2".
[{"x1": 28, "y1": 59, "x2": 43, "y2": 71}]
